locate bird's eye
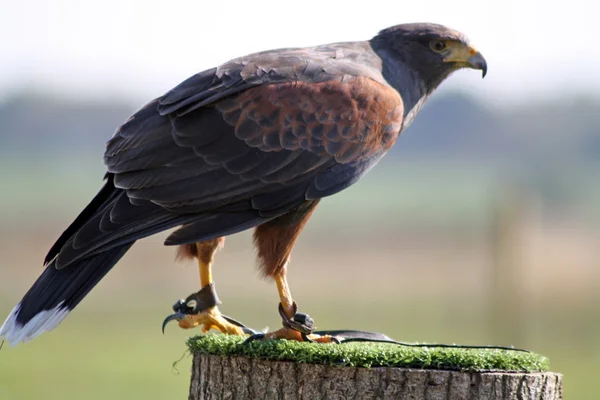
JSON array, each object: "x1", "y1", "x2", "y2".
[
  {"x1": 186, "y1": 299, "x2": 198, "y2": 310},
  {"x1": 430, "y1": 40, "x2": 446, "y2": 52}
]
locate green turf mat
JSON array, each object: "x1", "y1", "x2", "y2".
[{"x1": 187, "y1": 334, "x2": 549, "y2": 372}]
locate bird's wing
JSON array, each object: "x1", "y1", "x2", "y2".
[{"x1": 58, "y1": 45, "x2": 403, "y2": 265}]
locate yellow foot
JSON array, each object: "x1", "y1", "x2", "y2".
[
  {"x1": 176, "y1": 306, "x2": 245, "y2": 336},
  {"x1": 243, "y1": 302, "x2": 342, "y2": 344},
  {"x1": 162, "y1": 284, "x2": 247, "y2": 336}
]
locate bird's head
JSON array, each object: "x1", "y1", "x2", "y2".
[{"x1": 371, "y1": 23, "x2": 487, "y2": 93}]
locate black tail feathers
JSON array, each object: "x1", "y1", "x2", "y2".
[{"x1": 0, "y1": 243, "x2": 133, "y2": 345}]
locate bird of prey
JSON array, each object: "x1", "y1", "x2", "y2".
[{"x1": 0, "y1": 23, "x2": 486, "y2": 345}]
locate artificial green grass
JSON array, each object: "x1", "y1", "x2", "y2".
[{"x1": 187, "y1": 334, "x2": 549, "y2": 372}]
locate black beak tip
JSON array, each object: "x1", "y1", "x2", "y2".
[
  {"x1": 467, "y1": 52, "x2": 487, "y2": 79},
  {"x1": 161, "y1": 312, "x2": 185, "y2": 334},
  {"x1": 479, "y1": 58, "x2": 488, "y2": 78}
]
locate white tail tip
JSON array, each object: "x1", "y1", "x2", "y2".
[{"x1": 0, "y1": 302, "x2": 69, "y2": 346}]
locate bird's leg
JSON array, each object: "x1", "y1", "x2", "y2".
[
  {"x1": 252, "y1": 266, "x2": 338, "y2": 343},
  {"x1": 162, "y1": 238, "x2": 245, "y2": 336},
  {"x1": 246, "y1": 200, "x2": 340, "y2": 344},
  {"x1": 275, "y1": 270, "x2": 295, "y2": 320}
]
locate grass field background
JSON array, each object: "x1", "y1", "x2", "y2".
[{"x1": 1, "y1": 158, "x2": 599, "y2": 399}]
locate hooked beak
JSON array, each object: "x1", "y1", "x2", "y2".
[
  {"x1": 161, "y1": 312, "x2": 187, "y2": 334},
  {"x1": 467, "y1": 52, "x2": 487, "y2": 78},
  {"x1": 443, "y1": 43, "x2": 487, "y2": 78}
]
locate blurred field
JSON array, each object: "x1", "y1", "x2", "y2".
[{"x1": 1, "y1": 160, "x2": 599, "y2": 399}]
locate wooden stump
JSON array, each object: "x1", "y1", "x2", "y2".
[{"x1": 188, "y1": 353, "x2": 562, "y2": 400}]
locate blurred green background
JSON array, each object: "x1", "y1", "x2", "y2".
[{"x1": 1, "y1": 2, "x2": 600, "y2": 400}]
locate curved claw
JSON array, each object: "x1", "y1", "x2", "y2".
[
  {"x1": 162, "y1": 312, "x2": 186, "y2": 334},
  {"x1": 243, "y1": 332, "x2": 266, "y2": 345}
]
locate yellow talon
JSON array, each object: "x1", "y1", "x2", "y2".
[{"x1": 177, "y1": 306, "x2": 245, "y2": 336}]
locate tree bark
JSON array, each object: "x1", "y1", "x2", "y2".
[{"x1": 189, "y1": 353, "x2": 562, "y2": 400}]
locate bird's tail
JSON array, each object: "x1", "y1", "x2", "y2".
[
  {"x1": 0, "y1": 174, "x2": 266, "y2": 345},
  {"x1": 0, "y1": 243, "x2": 133, "y2": 345},
  {"x1": 0, "y1": 175, "x2": 138, "y2": 345}
]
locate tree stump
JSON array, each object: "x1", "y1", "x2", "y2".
[
  {"x1": 186, "y1": 335, "x2": 561, "y2": 400},
  {"x1": 188, "y1": 353, "x2": 562, "y2": 400}
]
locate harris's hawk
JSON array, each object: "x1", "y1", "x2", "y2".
[{"x1": 1, "y1": 23, "x2": 486, "y2": 345}]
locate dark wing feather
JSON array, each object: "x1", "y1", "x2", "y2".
[
  {"x1": 55, "y1": 192, "x2": 196, "y2": 268},
  {"x1": 68, "y1": 45, "x2": 404, "y2": 258},
  {"x1": 108, "y1": 76, "x2": 402, "y2": 219},
  {"x1": 44, "y1": 176, "x2": 120, "y2": 265}
]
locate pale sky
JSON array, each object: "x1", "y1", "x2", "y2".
[{"x1": 0, "y1": 0, "x2": 596, "y2": 106}]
